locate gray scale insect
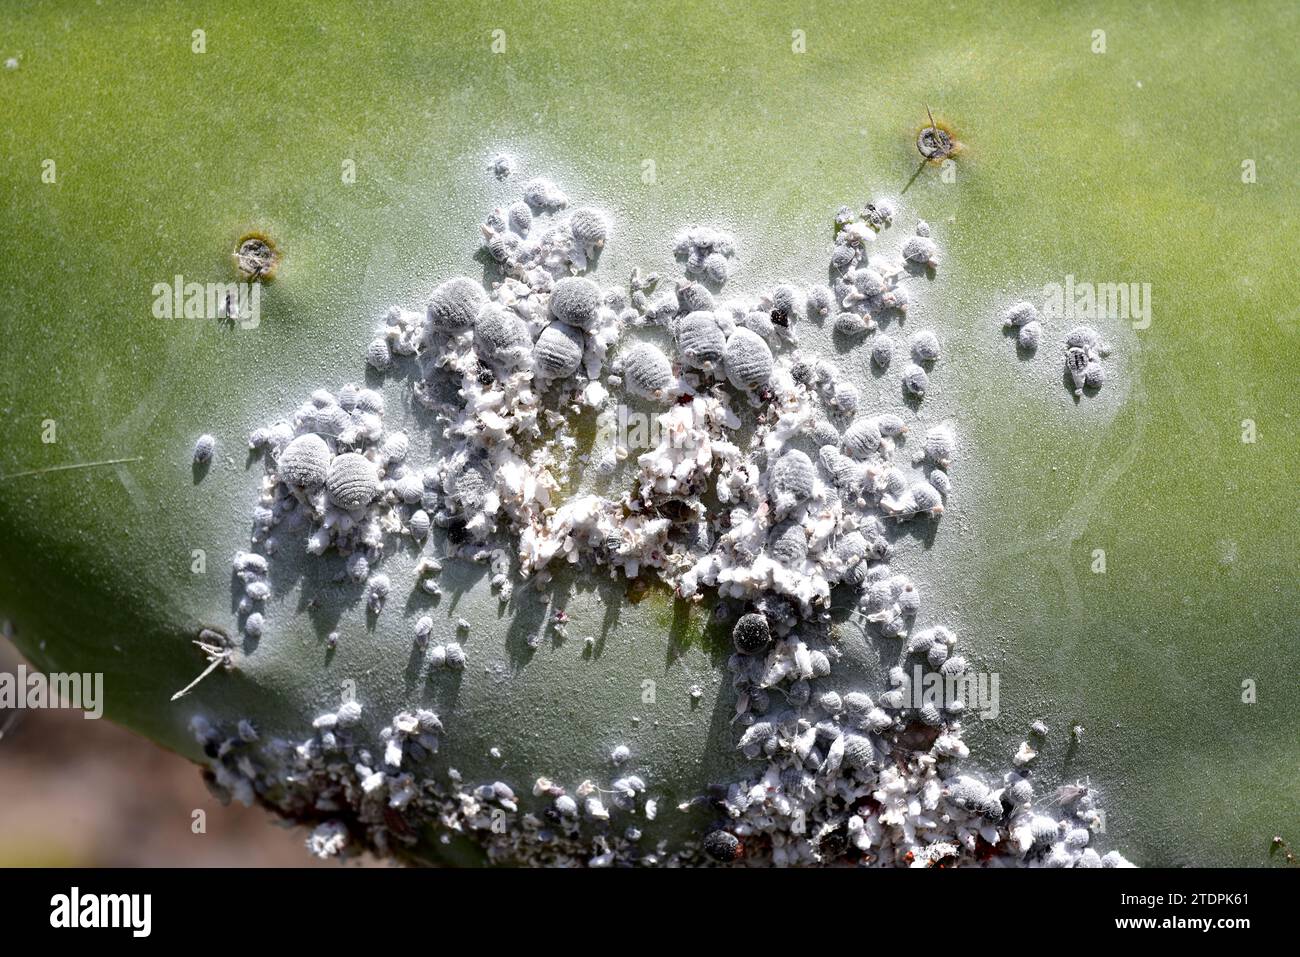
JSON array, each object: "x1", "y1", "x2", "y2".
[
  {"x1": 534, "y1": 322, "x2": 586, "y2": 380},
  {"x1": 723, "y1": 328, "x2": 774, "y2": 391},
  {"x1": 426, "y1": 277, "x2": 487, "y2": 334},
  {"x1": 326, "y1": 452, "x2": 380, "y2": 511}
]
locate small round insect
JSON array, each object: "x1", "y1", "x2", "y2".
[
  {"x1": 897, "y1": 582, "x2": 921, "y2": 616},
  {"x1": 506, "y1": 200, "x2": 531, "y2": 235},
  {"x1": 568, "y1": 207, "x2": 609, "y2": 250},
  {"x1": 1065, "y1": 325, "x2": 1102, "y2": 350},
  {"x1": 770, "y1": 284, "x2": 800, "y2": 320},
  {"x1": 244, "y1": 611, "x2": 264, "y2": 638},
  {"x1": 768, "y1": 521, "x2": 809, "y2": 565},
  {"x1": 522, "y1": 177, "x2": 568, "y2": 211},
  {"x1": 426, "y1": 277, "x2": 487, "y2": 334},
  {"x1": 408, "y1": 509, "x2": 431, "y2": 539},
  {"x1": 676, "y1": 311, "x2": 727, "y2": 369},
  {"x1": 1004, "y1": 301, "x2": 1039, "y2": 327},
  {"x1": 917, "y1": 123, "x2": 953, "y2": 160},
  {"x1": 474, "y1": 304, "x2": 533, "y2": 370},
  {"x1": 842, "y1": 734, "x2": 874, "y2": 770},
  {"x1": 910, "y1": 330, "x2": 941, "y2": 363},
  {"x1": 871, "y1": 336, "x2": 894, "y2": 369},
  {"x1": 901, "y1": 236, "x2": 939, "y2": 269},
  {"x1": 702, "y1": 829, "x2": 743, "y2": 863},
  {"x1": 770, "y1": 449, "x2": 816, "y2": 505},
  {"x1": 723, "y1": 328, "x2": 774, "y2": 391},
  {"x1": 808, "y1": 649, "x2": 831, "y2": 678},
  {"x1": 910, "y1": 481, "x2": 944, "y2": 515},
  {"x1": 1065, "y1": 346, "x2": 1089, "y2": 395},
  {"x1": 841, "y1": 419, "x2": 882, "y2": 460},
  {"x1": 853, "y1": 268, "x2": 886, "y2": 299},
  {"x1": 533, "y1": 322, "x2": 586, "y2": 380},
  {"x1": 924, "y1": 425, "x2": 956, "y2": 468},
  {"x1": 939, "y1": 655, "x2": 967, "y2": 677},
  {"x1": 193, "y1": 434, "x2": 215, "y2": 464},
  {"x1": 327, "y1": 452, "x2": 380, "y2": 511},
  {"x1": 830, "y1": 380, "x2": 860, "y2": 414},
  {"x1": 819, "y1": 691, "x2": 844, "y2": 713},
  {"x1": 732, "y1": 612, "x2": 771, "y2": 655},
  {"x1": 1084, "y1": 361, "x2": 1106, "y2": 390},
  {"x1": 929, "y1": 469, "x2": 952, "y2": 499},
  {"x1": 833, "y1": 311, "x2": 870, "y2": 338},
  {"x1": 902, "y1": 362, "x2": 929, "y2": 397},
  {"x1": 810, "y1": 418, "x2": 840, "y2": 448},
  {"x1": 550, "y1": 276, "x2": 603, "y2": 331},
  {"x1": 621, "y1": 342, "x2": 675, "y2": 402},
  {"x1": 830, "y1": 243, "x2": 856, "y2": 272},
  {"x1": 703, "y1": 251, "x2": 730, "y2": 284},
  {"x1": 841, "y1": 692, "x2": 872, "y2": 720},
  {"x1": 445, "y1": 641, "x2": 467, "y2": 669},
  {"x1": 414, "y1": 616, "x2": 434, "y2": 645},
  {"x1": 737, "y1": 309, "x2": 775, "y2": 340},
  {"x1": 834, "y1": 533, "x2": 869, "y2": 584},
  {"x1": 278, "y1": 434, "x2": 331, "y2": 489},
  {"x1": 875, "y1": 413, "x2": 907, "y2": 437},
  {"x1": 863, "y1": 200, "x2": 895, "y2": 229},
  {"x1": 365, "y1": 337, "x2": 392, "y2": 371},
  {"x1": 926, "y1": 641, "x2": 950, "y2": 668},
  {"x1": 806, "y1": 284, "x2": 833, "y2": 319},
  {"x1": 610, "y1": 744, "x2": 631, "y2": 765},
  {"x1": 1017, "y1": 319, "x2": 1042, "y2": 351},
  {"x1": 1030, "y1": 815, "x2": 1061, "y2": 846},
  {"x1": 345, "y1": 552, "x2": 369, "y2": 583},
  {"x1": 676, "y1": 282, "x2": 714, "y2": 313}
]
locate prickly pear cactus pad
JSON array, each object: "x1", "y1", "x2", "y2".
[{"x1": 0, "y1": 2, "x2": 1296, "y2": 867}]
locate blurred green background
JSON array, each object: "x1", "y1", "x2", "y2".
[{"x1": 0, "y1": 0, "x2": 1295, "y2": 866}]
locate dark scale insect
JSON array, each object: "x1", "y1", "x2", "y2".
[
  {"x1": 817, "y1": 828, "x2": 848, "y2": 860},
  {"x1": 475, "y1": 362, "x2": 495, "y2": 386},
  {"x1": 770, "y1": 307, "x2": 790, "y2": 328},
  {"x1": 732, "y1": 612, "x2": 771, "y2": 655},
  {"x1": 702, "y1": 828, "x2": 743, "y2": 863}
]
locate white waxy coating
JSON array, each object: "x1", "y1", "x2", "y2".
[
  {"x1": 549, "y1": 276, "x2": 603, "y2": 331},
  {"x1": 724, "y1": 327, "x2": 774, "y2": 391},
  {"x1": 427, "y1": 277, "x2": 487, "y2": 334},
  {"x1": 621, "y1": 342, "x2": 675, "y2": 401},
  {"x1": 326, "y1": 452, "x2": 380, "y2": 511},
  {"x1": 278, "y1": 434, "x2": 331, "y2": 488},
  {"x1": 533, "y1": 322, "x2": 586, "y2": 380}
]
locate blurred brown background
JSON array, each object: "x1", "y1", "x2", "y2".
[{"x1": 0, "y1": 636, "x2": 359, "y2": 867}]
